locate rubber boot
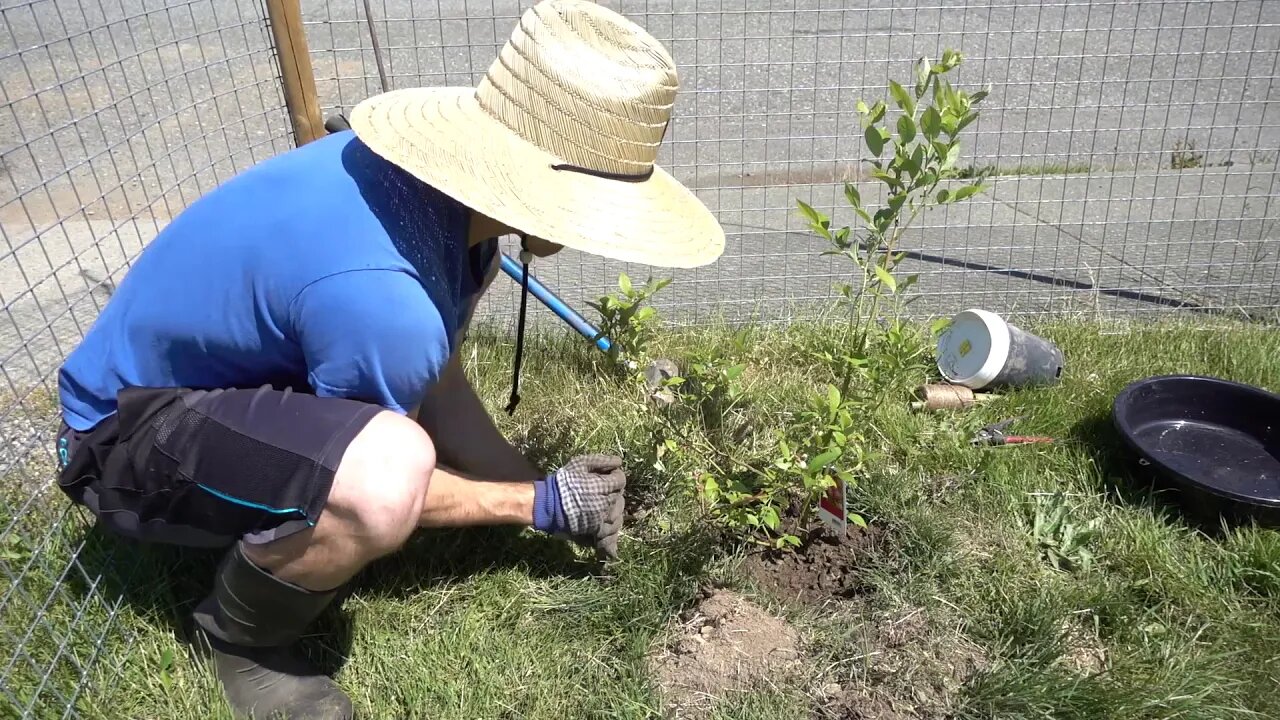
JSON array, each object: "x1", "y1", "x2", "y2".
[{"x1": 193, "y1": 542, "x2": 353, "y2": 720}]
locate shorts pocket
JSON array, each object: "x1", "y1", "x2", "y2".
[{"x1": 56, "y1": 423, "x2": 109, "y2": 504}]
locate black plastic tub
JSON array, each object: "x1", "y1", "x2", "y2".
[{"x1": 1112, "y1": 375, "x2": 1280, "y2": 527}]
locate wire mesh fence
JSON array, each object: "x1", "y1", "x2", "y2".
[
  {"x1": 306, "y1": 0, "x2": 1278, "y2": 326},
  {"x1": 0, "y1": 0, "x2": 292, "y2": 715},
  {"x1": 0, "y1": 0, "x2": 1277, "y2": 717}
]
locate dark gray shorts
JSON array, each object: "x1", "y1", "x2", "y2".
[{"x1": 57, "y1": 386, "x2": 381, "y2": 548}]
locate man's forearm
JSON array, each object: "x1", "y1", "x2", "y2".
[
  {"x1": 419, "y1": 465, "x2": 535, "y2": 528},
  {"x1": 415, "y1": 355, "x2": 541, "y2": 482}
]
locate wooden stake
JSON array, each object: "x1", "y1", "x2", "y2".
[{"x1": 266, "y1": 0, "x2": 324, "y2": 146}]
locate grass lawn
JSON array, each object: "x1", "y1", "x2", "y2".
[{"x1": 3, "y1": 319, "x2": 1278, "y2": 719}]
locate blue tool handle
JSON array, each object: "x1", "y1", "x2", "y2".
[{"x1": 498, "y1": 253, "x2": 612, "y2": 353}]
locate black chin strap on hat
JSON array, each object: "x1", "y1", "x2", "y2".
[{"x1": 505, "y1": 235, "x2": 532, "y2": 415}]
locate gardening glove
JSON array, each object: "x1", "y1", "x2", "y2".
[{"x1": 533, "y1": 455, "x2": 627, "y2": 560}]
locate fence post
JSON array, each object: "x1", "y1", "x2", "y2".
[{"x1": 266, "y1": 0, "x2": 324, "y2": 146}]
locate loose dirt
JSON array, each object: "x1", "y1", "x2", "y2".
[
  {"x1": 1057, "y1": 616, "x2": 1108, "y2": 676},
  {"x1": 744, "y1": 525, "x2": 884, "y2": 605},
  {"x1": 651, "y1": 588, "x2": 801, "y2": 717},
  {"x1": 812, "y1": 606, "x2": 989, "y2": 720}
]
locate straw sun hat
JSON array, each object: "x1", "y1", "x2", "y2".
[{"x1": 350, "y1": 0, "x2": 725, "y2": 269}]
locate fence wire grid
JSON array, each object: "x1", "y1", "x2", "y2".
[
  {"x1": 305, "y1": 0, "x2": 1279, "y2": 325},
  {"x1": 2, "y1": 0, "x2": 1278, "y2": 717},
  {"x1": 1, "y1": 0, "x2": 292, "y2": 716}
]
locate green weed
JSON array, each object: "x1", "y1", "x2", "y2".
[
  {"x1": 950, "y1": 161, "x2": 1092, "y2": 179},
  {"x1": 1029, "y1": 491, "x2": 1102, "y2": 572},
  {"x1": 1170, "y1": 139, "x2": 1204, "y2": 170},
  {"x1": 588, "y1": 273, "x2": 670, "y2": 370}
]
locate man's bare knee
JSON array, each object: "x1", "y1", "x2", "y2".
[
  {"x1": 244, "y1": 412, "x2": 436, "y2": 587},
  {"x1": 329, "y1": 411, "x2": 436, "y2": 556}
]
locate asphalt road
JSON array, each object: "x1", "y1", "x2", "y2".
[{"x1": 2, "y1": 0, "x2": 1277, "y2": 393}]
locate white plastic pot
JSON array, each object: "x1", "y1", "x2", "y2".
[{"x1": 936, "y1": 309, "x2": 1064, "y2": 390}]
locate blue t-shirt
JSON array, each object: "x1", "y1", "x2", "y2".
[{"x1": 58, "y1": 131, "x2": 495, "y2": 431}]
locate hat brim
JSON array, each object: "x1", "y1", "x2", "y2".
[{"x1": 349, "y1": 87, "x2": 725, "y2": 269}]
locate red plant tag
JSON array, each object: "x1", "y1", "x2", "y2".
[{"x1": 817, "y1": 478, "x2": 846, "y2": 536}]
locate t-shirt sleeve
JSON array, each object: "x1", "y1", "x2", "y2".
[{"x1": 291, "y1": 270, "x2": 450, "y2": 413}]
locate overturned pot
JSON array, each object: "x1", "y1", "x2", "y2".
[{"x1": 936, "y1": 309, "x2": 1063, "y2": 390}]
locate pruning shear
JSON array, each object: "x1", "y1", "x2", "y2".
[{"x1": 971, "y1": 417, "x2": 1055, "y2": 447}]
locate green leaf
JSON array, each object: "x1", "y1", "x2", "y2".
[
  {"x1": 955, "y1": 111, "x2": 979, "y2": 135},
  {"x1": 970, "y1": 86, "x2": 990, "y2": 105},
  {"x1": 887, "y1": 192, "x2": 907, "y2": 214},
  {"x1": 653, "y1": 277, "x2": 673, "y2": 292},
  {"x1": 618, "y1": 273, "x2": 632, "y2": 294},
  {"x1": 843, "y1": 182, "x2": 861, "y2": 208},
  {"x1": 888, "y1": 80, "x2": 914, "y2": 116},
  {"x1": 909, "y1": 145, "x2": 925, "y2": 176},
  {"x1": 936, "y1": 188, "x2": 951, "y2": 203},
  {"x1": 761, "y1": 506, "x2": 780, "y2": 530},
  {"x1": 158, "y1": 647, "x2": 175, "y2": 689},
  {"x1": 807, "y1": 448, "x2": 841, "y2": 472},
  {"x1": 784, "y1": 534, "x2": 802, "y2": 547},
  {"x1": 864, "y1": 124, "x2": 886, "y2": 157},
  {"x1": 725, "y1": 364, "x2": 746, "y2": 380},
  {"x1": 870, "y1": 100, "x2": 887, "y2": 124},
  {"x1": 827, "y1": 384, "x2": 841, "y2": 413},
  {"x1": 849, "y1": 513, "x2": 868, "y2": 529},
  {"x1": 931, "y1": 317, "x2": 952, "y2": 335},
  {"x1": 869, "y1": 168, "x2": 898, "y2": 188},
  {"x1": 897, "y1": 114, "x2": 916, "y2": 143},
  {"x1": 943, "y1": 143, "x2": 961, "y2": 170},
  {"x1": 914, "y1": 56, "x2": 932, "y2": 96},
  {"x1": 941, "y1": 111, "x2": 958, "y2": 137},
  {"x1": 842, "y1": 353, "x2": 868, "y2": 367},
  {"x1": 856, "y1": 99, "x2": 869, "y2": 116},
  {"x1": 921, "y1": 106, "x2": 942, "y2": 139},
  {"x1": 702, "y1": 475, "x2": 720, "y2": 501},
  {"x1": 941, "y1": 80, "x2": 959, "y2": 113},
  {"x1": 952, "y1": 183, "x2": 984, "y2": 201},
  {"x1": 873, "y1": 208, "x2": 894, "y2": 234},
  {"x1": 833, "y1": 226, "x2": 851, "y2": 248},
  {"x1": 796, "y1": 200, "x2": 830, "y2": 236},
  {"x1": 874, "y1": 264, "x2": 898, "y2": 293},
  {"x1": 941, "y1": 48, "x2": 962, "y2": 69},
  {"x1": 0, "y1": 535, "x2": 24, "y2": 562}
]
